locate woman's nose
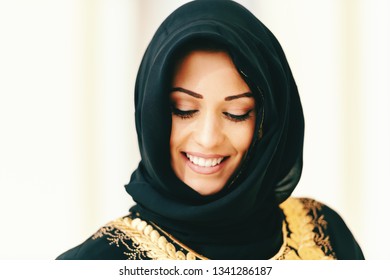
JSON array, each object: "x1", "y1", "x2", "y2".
[{"x1": 193, "y1": 113, "x2": 224, "y2": 149}]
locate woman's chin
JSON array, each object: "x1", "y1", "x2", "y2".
[{"x1": 185, "y1": 179, "x2": 225, "y2": 196}]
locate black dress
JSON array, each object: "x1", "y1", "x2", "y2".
[{"x1": 57, "y1": 197, "x2": 364, "y2": 260}]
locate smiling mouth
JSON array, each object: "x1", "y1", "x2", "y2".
[{"x1": 184, "y1": 152, "x2": 226, "y2": 167}]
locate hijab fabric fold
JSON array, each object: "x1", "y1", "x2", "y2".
[{"x1": 125, "y1": 0, "x2": 304, "y2": 260}]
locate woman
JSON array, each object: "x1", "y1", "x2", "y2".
[{"x1": 57, "y1": 0, "x2": 364, "y2": 260}]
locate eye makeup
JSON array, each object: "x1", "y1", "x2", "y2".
[
  {"x1": 170, "y1": 89, "x2": 255, "y2": 123},
  {"x1": 171, "y1": 105, "x2": 254, "y2": 123},
  {"x1": 223, "y1": 109, "x2": 254, "y2": 122},
  {"x1": 171, "y1": 107, "x2": 198, "y2": 119}
]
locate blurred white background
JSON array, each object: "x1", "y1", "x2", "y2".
[{"x1": 0, "y1": 0, "x2": 389, "y2": 260}]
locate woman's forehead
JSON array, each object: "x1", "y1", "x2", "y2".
[{"x1": 172, "y1": 50, "x2": 250, "y2": 93}]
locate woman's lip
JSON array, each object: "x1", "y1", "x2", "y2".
[
  {"x1": 181, "y1": 152, "x2": 228, "y2": 175},
  {"x1": 183, "y1": 151, "x2": 226, "y2": 158}
]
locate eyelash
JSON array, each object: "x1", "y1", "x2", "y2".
[
  {"x1": 171, "y1": 107, "x2": 198, "y2": 119},
  {"x1": 171, "y1": 107, "x2": 253, "y2": 122},
  {"x1": 223, "y1": 110, "x2": 253, "y2": 122}
]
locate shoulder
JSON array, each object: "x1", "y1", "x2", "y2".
[
  {"x1": 279, "y1": 197, "x2": 364, "y2": 260},
  {"x1": 56, "y1": 216, "x2": 147, "y2": 260},
  {"x1": 56, "y1": 214, "x2": 205, "y2": 260}
]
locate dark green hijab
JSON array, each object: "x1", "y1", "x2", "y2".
[{"x1": 125, "y1": 0, "x2": 304, "y2": 259}]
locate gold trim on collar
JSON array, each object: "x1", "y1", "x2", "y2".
[
  {"x1": 150, "y1": 221, "x2": 208, "y2": 260},
  {"x1": 98, "y1": 216, "x2": 205, "y2": 260},
  {"x1": 93, "y1": 197, "x2": 336, "y2": 260}
]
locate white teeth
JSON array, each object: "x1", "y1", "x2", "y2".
[{"x1": 186, "y1": 154, "x2": 224, "y2": 167}]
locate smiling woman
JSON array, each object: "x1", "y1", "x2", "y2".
[
  {"x1": 56, "y1": 0, "x2": 364, "y2": 260},
  {"x1": 170, "y1": 49, "x2": 256, "y2": 195}
]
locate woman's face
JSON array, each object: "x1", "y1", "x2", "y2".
[{"x1": 170, "y1": 50, "x2": 256, "y2": 195}]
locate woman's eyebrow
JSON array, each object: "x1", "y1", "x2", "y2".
[
  {"x1": 171, "y1": 87, "x2": 253, "y2": 101},
  {"x1": 171, "y1": 87, "x2": 203, "y2": 99},
  {"x1": 225, "y1": 92, "x2": 253, "y2": 101}
]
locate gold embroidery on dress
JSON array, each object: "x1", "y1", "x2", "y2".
[
  {"x1": 277, "y1": 197, "x2": 336, "y2": 260},
  {"x1": 93, "y1": 217, "x2": 205, "y2": 260},
  {"x1": 150, "y1": 222, "x2": 208, "y2": 260},
  {"x1": 93, "y1": 197, "x2": 335, "y2": 260},
  {"x1": 92, "y1": 225, "x2": 148, "y2": 259}
]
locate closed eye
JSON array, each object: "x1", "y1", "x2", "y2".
[
  {"x1": 171, "y1": 107, "x2": 198, "y2": 119},
  {"x1": 223, "y1": 110, "x2": 254, "y2": 122}
]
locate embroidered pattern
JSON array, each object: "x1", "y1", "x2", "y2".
[
  {"x1": 92, "y1": 197, "x2": 336, "y2": 260},
  {"x1": 93, "y1": 217, "x2": 205, "y2": 260},
  {"x1": 278, "y1": 198, "x2": 336, "y2": 260},
  {"x1": 92, "y1": 224, "x2": 149, "y2": 259}
]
